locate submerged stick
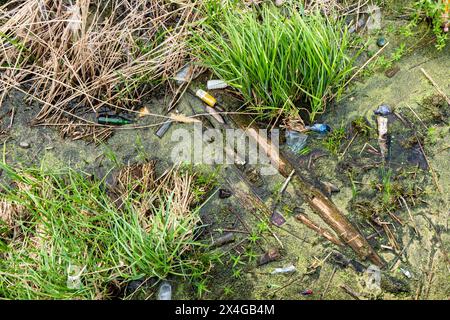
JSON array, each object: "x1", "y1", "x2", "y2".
[
  {"x1": 295, "y1": 214, "x2": 344, "y2": 246},
  {"x1": 228, "y1": 113, "x2": 385, "y2": 267},
  {"x1": 420, "y1": 68, "x2": 450, "y2": 105}
]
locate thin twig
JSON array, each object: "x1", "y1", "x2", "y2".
[{"x1": 420, "y1": 68, "x2": 450, "y2": 105}]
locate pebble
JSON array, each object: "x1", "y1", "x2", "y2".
[{"x1": 19, "y1": 141, "x2": 30, "y2": 149}]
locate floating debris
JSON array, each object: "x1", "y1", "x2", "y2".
[
  {"x1": 374, "y1": 104, "x2": 391, "y2": 116},
  {"x1": 218, "y1": 188, "x2": 232, "y2": 199},
  {"x1": 174, "y1": 64, "x2": 194, "y2": 85},
  {"x1": 258, "y1": 248, "x2": 280, "y2": 266},
  {"x1": 212, "y1": 232, "x2": 235, "y2": 247},
  {"x1": 320, "y1": 181, "x2": 340, "y2": 195},
  {"x1": 157, "y1": 281, "x2": 172, "y2": 300},
  {"x1": 271, "y1": 265, "x2": 296, "y2": 274},
  {"x1": 285, "y1": 130, "x2": 308, "y2": 153},
  {"x1": 306, "y1": 123, "x2": 331, "y2": 134},
  {"x1": 67, "y1": 264, "x2": 85, "y2": 290},
  {"x1": 385, "y1": 66, "x2": 400, "y2": 78},
  {"x1": 400, "y1": 267, "x2": 412, "y2": 279},
  {"x1": 155, "y1": 120, "x2": 172, "y2": 138},
  {"x1": 98, "y1": 115, "x2": 132, "y2": 126},
  {"x1": 19, "y1": 141, "x2": 30, "y2": 149},
  {"x1": 207, "y1": 79, "x2": 228, "y2": 90},
  {"x1": 366, "y1": 5, "x2": 382, "y2": 31},
  {"x1": 270, "y1": 210, "x2": 286, "y2": 227},
  {"x1": 301, "y1": 289, "x2": 313, "y2": 296}
]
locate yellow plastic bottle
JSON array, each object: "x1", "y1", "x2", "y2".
[{"x1": 195, "y1": 89, "x2": 217, "y2": 107}]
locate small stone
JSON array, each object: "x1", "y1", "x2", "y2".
[
  {"x1": 19, "y1": 141, "x2": 30, "y2": 149},
  {"x1": 377, "y1": 36, "x2": 387, "y2": 47},
  {"x1": 218, "y1": 188, "x2": 232, "y2": 199},
  {"x1": 275, "y1": 0, "x2": 284, "y2": 6}
]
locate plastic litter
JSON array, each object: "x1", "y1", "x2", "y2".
[
  {"x1": 301, "y1": 289, "x2": 313, "y2": 296},
  {"x1": 285, "y1": 130, "x2": 308, "y2": 153},
  {"x1": 306, "y1": 123, "x2": 331, "y2": 134},
  {"x1": 374, "y1": 104, "x2": 391, "y2": 116},
  {"x1": 174, "y1": 64, "x2": 193, "y2": 84},
  {"x1": 207, "y1": 79, "x2": 228, "y2": 90},
  {"x1": 158, "y1": 281, "x2": 172, "y2": 300},
  {"x1": 98, "y1": 115, "x2": 132, "y2": 125},
  {"x1": 270, "y1": 210, "x2": 286, "y2": 227},
  {"x1": 258, "y1": 248, "x2": 280, "y2": 266},
  {"x1": 271, "y1": 265, "x2": 296, "y2": 274},
  {"x1": 366, "y1": 264, "x2": 381, "y2": 291},
  {"x1": 400, "y1": 268, "x2": 412, "y2": 279},
  {"x1": 366, "y1": 5, "x2": 382, "y2": 31},
  {"x1": 218, "y1": 188, "x2": 232, "y2": 199},
  {"x1": 67, "y1": 264, "x2": 85, "y2": 290}
]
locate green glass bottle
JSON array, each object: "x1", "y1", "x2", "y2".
[{"x1": 97, "y1": 115, "x2": 132, "y2": 125}]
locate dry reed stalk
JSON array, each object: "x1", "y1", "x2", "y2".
[{"x1": 0, "y1": 0, "x2": 197, "y2": 141}]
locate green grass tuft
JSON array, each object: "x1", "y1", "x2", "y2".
[
  {"x1": 192, "y1": 3, "x2": 354, "y2": 121},
  {"x1": 0, "y1": 162, "x2": 215, "y2": 299}
]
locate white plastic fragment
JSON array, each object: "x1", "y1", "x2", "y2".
[
  {"x1": 67, "y1": 264, "x2": 86, "y2": 290},
  {"x1": 400, "y1": 268, "x2": 412, "y2": 278},
  {"x1": 365, "y1": 264, "x2": 381, "y2": 292},
  {"x1": 174, "y1": 64, "x2": 194, "y2": 84},
  {"x1": 271, "y1": 265, "x2": 296, "y2": 274},
  {"x1": 207, "y1": 79, "x2": 228, "y2": 90},
  {"x1": 158, "y1": 281, "x2": 172, "y2": 300},
  {"x1": 366, "y1": 5, "x2": 381, "y2": 31}
]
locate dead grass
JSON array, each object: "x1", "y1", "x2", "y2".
[{"x1": 0, "y1": 0, "x2": 196, "y2": 141}]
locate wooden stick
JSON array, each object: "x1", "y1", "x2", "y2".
[
  {"x1": 295, "y1": 214, "x2": 344, "y2": 246},
  {"x1": 228, "y1": 113, "x2": 385, "y2": 267},
  {"x1": 420, "y1": 68, "x2": 450, "y2": 105}
]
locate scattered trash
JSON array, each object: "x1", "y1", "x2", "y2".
[
  {"x1": 207, "y1": 79, "x2": 228, "y2": 90},
  {"x1": 158, "y1": 281, "x2": 172, "y2": 300},
  {"x1": 19, "y1": 141, "x2": 30, "y2": 149},
  {"x1": 376, "y1": 115, "x2": 389, "y2": 158},
  {"x1": 270, "y1": 210, "x2": 286, "y2": 227},
  {"x1": 271, "y1": 265, "x2": 296, "y2": 274},
  {"x1": 212, "y1": 232, "x2": 235, "y2": 247},
  {"x1": 374, "y1": 104, "x2": 391, "y2": 116},
  {"x1": 138, "y1": 106, "x2": 150, "y2": 118},
  {"x1": 285, "y1": 130, "x2": 308, "y2": 153},
  {"x1": 174, "y1": 64, "x2": 194, "y2": 85},
  {"x1": 320, "y1": 181, "x2": 340, "y2": 195},
  {"x1": 67, "y1": 264, "x2": 85, "y2": 290},
  {"x1": 348, "y1": 16, "x2": 367, "y2": 34},
  {"x1": 366, "y1": 5, "x2": 382, "y2": 31},
  {"x1": 97, "y1": 115, "x2": 132, "y2": 125},
  {"x1": 258, "y1": 248, "x2": 280, "y2": 266},
  {"x1": 365, "y1": 264, "x2": 381, "y2": 292},
  {"x1": 218, "y1": 188, "x2": 232, "y2": 199},
  {"x1": 376, "y1": 36, "x2": 387, "y2": 47},
  {"x1": 385, "y1": 66, "x2": 400, "y2": 78},
  {"x1": 155, "y1": 120, "x2": 173, "y2": 138},
  {"x1": 195, "y1": 89, "x2": 217, "y2": 108},
  {"x1": 306, "y1": 123, "x2": 331, "y2": 134},
  {"x1": 331, "y1": 250, "x2": 366, "y2": 273},
  {"x1": 301, "y1": 289, "x2": 313, "y2": 296},
  {"x1": 274, "y1": 0, "x2": 284, "y2": 7},
  {"x1": 400, "y1": 267, "x2": 412, "y2": 278}
]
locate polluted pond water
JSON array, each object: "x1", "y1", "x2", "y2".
[{"x1": 0, "y1": 0, "x2": 449, "y2": 300}]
